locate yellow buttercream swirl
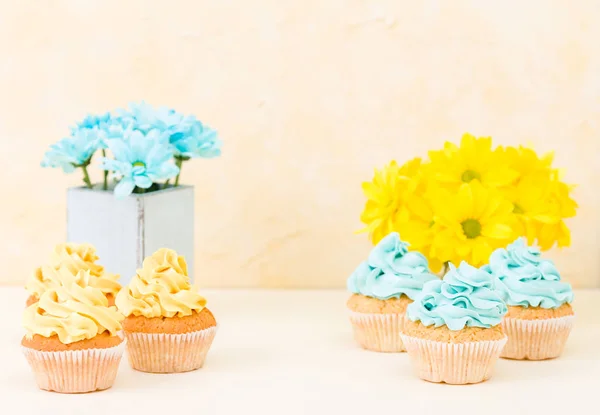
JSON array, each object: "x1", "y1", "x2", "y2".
[
  {"x1": 51, "y1": 243, "x2": 105, "y2": 276},
  {"x1": 26, "y1": 243, "x2": 121, "y2": 300},
  {"x1": 116, "y1": 248, "x2": 206, "y2": 318},
  {"x1": 23, "y1": 269, "x2": 124, "y2": 344},
  {"x1": 25, "y1": 265, "x2": 73, "y2": 299}
]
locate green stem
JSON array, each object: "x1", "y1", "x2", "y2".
[
  {"x1": 101, "y1": 149, "x2": 108, "y2": 190},
  {"x1": 81, "y1": 165, "x2": 92, "y2": 189},
  {"x1": 164, "y1": 179, "x2": 170, "y2": 189},
  {"x1": 174, "y1": 157, "x2": 183, "y2": 186}
]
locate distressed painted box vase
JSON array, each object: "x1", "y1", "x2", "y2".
[{"x1": 67, "y1": 185, "x2": 195, "y2": 285}]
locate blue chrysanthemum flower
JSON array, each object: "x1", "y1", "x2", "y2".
[
  {"x1": 170, "y1": 120, "x2": 222, "y2": 159},
  {"x1": 73, "y1": 112, "x2": 112, "y2": 130},
  {"x1": 119, "y1": 102, "x2": 183, "y2": 133},
  {"x1": 100, "y1": 129, "x2": 179, "y2": 198},
  {"x1": 41, "y1": 129, "x2": 103, "y2": 173},
  {"x1": 119, "y1": 101, "x2": 222, "y2": 158},
  {"x1": 72, "y1": 112, "x2": 133, "y2": 148}
]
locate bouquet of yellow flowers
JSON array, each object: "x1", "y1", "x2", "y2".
[{"x1": 359, "y1": 133, "x2": 577, "y2": 273}]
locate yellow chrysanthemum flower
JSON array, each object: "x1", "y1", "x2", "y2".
[
  {"x1": 359, "y1": 157, "x2": 443, "y2": 272},
  {"x1": 398, "y1": 172, "x2": 443, "y2": 273},
  {"x1": 501, "y1": 146, "x2": 577, "y2": 250},
  {"x1": 359, "y1": 158, "x2": 421, "y2": 245},
  {"x1": 504, "y1": 145, "x2": 555, "y2": 177},
  {"x1": 359, "y1": 160, "x2": 413, "y2": 244},
  {"x1": 429, "y1": 181, "x2": 514, "y2": 268},
  {"x1": 427, "y1": 133, "x2": 519, "y2": 189},
  {"x1": 359, "y1": 137, "x2": 577, "y2": 270}
]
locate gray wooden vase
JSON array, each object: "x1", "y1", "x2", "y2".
[{"x1": 67, "y1": 185, "x2": 195, "y2": 285}]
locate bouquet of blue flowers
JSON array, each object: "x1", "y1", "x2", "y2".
[{"x1": 41, "y1": 102, "x2": 222, "y2": 198}]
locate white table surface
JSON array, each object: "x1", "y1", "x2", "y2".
[{"x1": 1, "y1": 287, "x2": 599, "y2": 414}]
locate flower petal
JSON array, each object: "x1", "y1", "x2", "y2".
[
  {"x1": 134, "y1": 175, "x2": 153, "y2": 189},
  {"x1": 481, "y1": 223, "x2": 513, "y2": 239},
  {"x1": 114, "y1": 179, "x2": 135, "y2": 199}
]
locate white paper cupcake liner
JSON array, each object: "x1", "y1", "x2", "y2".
[
  {"x1": 400, "y1": 334, "x2": 507, "y2": 384},
  {"x1": 501, "y1": 315, "x2": 574, "y2": 360},
  {"x1": 124, "y1": 325, "x2": 217, "y2": 373},
  {"x1": 348, "y1": 311, "x2": 407, "y2": 352},
  {"x1": 22, "y1": 341, "x2": 125, "y2": 393}
]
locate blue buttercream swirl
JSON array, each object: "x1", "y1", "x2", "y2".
[
  {"x1": 347, "y1": 233, "x2": 438, "y2": 300},
  {"x1": 407, "y1": 262, "x2": 508, "y2": 330},
  {"x1": 482, "y1": 238, "x2": 573, "y2": 308}
]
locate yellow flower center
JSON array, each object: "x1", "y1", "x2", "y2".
[
  {"x1": 461, "y1": 219, "x2": 481, "y2": 239},
  {"x1": 461, "y1": 170, "x2": 481, "y2": 183},
  {"x1": 133, "y1": 161, "x2": 146, "y2": 168},
  {"x1": 513, "y1": 203, "x2": 524, "y2": 214}
]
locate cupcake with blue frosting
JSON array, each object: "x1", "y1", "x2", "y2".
[
  {"x1": 346, "y1": 232, "x2": 438, "y2": 352},
  {"x1": 482, "y1": 238, "x2": 574, "y2": 360},
  {"x1": 401, "y1": 262, "x2": 508, "y2": 384}
]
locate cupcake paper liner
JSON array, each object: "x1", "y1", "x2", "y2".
[
  {"x1": 348, "y1": 311, "x2": 407, "y2": 352},
  {"x1": 501, "y1": 315, "x2": 574, "y2": 360},
  {"x1": 123, "y1": 325, "x2": 217, "y2": 373},
  {"x1": 400, "y1": 334, "x2": 507, "y2": 384},
  {"x1": 22, "y1": 341, "x2": 125, "y2": 393}
]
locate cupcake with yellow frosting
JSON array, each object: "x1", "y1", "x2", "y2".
[
  {"x1": 22, "y1": 269, "x2": 125, "y2": 393},
  {"x1": 26, "y1": 243, "x2": 121, "y2": 306},
  {"x1": 401, "y1": 262, "x2": 508, "y2": 384},
  {"x1": 116, "y1": 248, "x2": 217, "y2": 373},
  {"x1": 483, "y1": 238, "x2": 575, "y2": 360},
  {"x1": 347, "y1": 233, "x2": 438, "y2": 352}
]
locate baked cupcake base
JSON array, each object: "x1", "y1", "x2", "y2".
[
  {"x1": 124, "y1": 326, "x2": 217, "y2": 373},
  {"x1": 501, "y1": 304, "x2": 574, "y2": 360},
  {"x1": 401, "y1": 320, "x2": 507, "y2": 384},
  {"x1": 122, "y1": 308, "x2": 218, "y2": 373},
  {"x1": 347, "y1": 294, "x2": 411, "y2": 353},
  {"x1": 22, "y1": 333, "x2": 125, "y2": 393}
]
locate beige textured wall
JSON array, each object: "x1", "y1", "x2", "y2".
[{"x1": 0, "y1": 1, "x2": 598, "y2": 288}]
